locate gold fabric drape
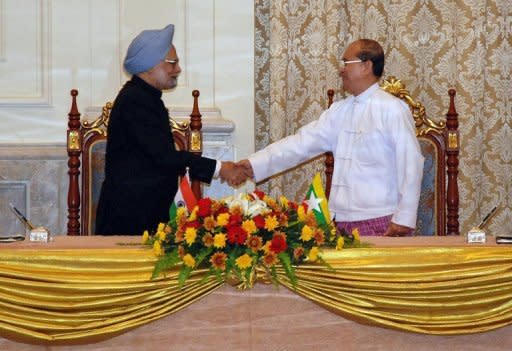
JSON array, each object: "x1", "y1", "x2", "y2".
[
  {"x1": 1, "y1": 241, "x2": 512, "y2": 345},
  {"x1": 254, "y1": 0, "x2": 512, "y2": 234}
]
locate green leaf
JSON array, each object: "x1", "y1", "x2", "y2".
[
  {"x1": 278, "y1": 252, "x2": 297, "y2": 287},
  {"x1": 195, "y1": 247, "x2": 213, "y2": 267},
  {"x1": 151, "y1": 249, "x2": 181, "y2": 279},
  {"x1": 178, "y1": 266, "x2": 192, "y2": 288}
]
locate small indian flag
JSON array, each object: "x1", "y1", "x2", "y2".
[
  {"x1": 304, "y1": 173, "x2": 332, "y2": 226},
  {"x1": 169, "y1": 172, "x2": 197, "y2": 220}
]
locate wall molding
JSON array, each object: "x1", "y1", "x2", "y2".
[{"x1": 0, "y1": 0, "x2": 52, "y2": 107}]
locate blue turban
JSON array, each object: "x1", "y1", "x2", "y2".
[{"x1": 123, "y1": 24, "x2": 174, "y2": 75}]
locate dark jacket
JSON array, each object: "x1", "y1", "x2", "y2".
[{"x1": 95, "y1": 75, "x2": 216, "y2": 235}]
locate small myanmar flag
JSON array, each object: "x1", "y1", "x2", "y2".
[
  {"x1": 169, "y1": 172, "x2": 197, "y2": 220},
  {"x1": 304, "y1": 173, "x2": 332, "y2": 226}
]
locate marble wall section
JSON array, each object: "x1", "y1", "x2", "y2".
[{"x1": 0, "y1": 120, "x2": 235, "y2": 236}]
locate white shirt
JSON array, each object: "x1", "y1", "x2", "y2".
[{"x1": 248, "y1": 83, "x2": 424, "y2": 228}]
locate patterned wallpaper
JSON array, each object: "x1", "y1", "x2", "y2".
[{"x1": 254, "y1": 0, "x2": 511, "y2": 235}]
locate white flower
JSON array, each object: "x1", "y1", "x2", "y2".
[{"x1": 223, "y1": 193, "x2": 270, "y2": 217}]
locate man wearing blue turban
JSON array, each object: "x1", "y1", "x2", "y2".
[{"x1": 96, "y1": 24, "x2": 242, "y2": 235}]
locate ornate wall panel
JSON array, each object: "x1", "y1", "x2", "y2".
[
  {"x1": 254, "y1": 0, "x2": 512, "y2": 235},
  {"x1": 0, "y1": 0, "x2": 50, "y2": 106}
]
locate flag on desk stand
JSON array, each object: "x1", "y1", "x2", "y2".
[
  {"x1": 169, "y1": 171, "x2": 197, "y2": 220},
  {"x1": 304, "y1": 173, "x2": 332, "y2": 227}
]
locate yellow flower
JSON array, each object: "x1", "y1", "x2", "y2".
[
  {"x1": 279, "y1": 196, "x2": 289, "y2": 209},
  {"x1": 153, "y1": 240, "x2": 163, "y2": 256},
  {"x1": 300, "y1": 225, "x2": 313, "y2": 241},
  {"x1": 177, "y1": 206, "x2": 187, "y2": 219},
  {"x1": 142, "y1": 230, "x2": 149, "y2": 243},
  {"x1": 242, "y1": 219, "x2": 257, "y2": 235},
  {"x1": 158, "y1": 230, "x2": 167, "y2": 241},
  {"x1": 264, "y1": 215, "x2": 279, "y2": 231},
  {"x1": 235, "y1": 253, "x2": 253, "y2": 269},
  {"x1": 308, "y1": 246, "x2": 319, "y2": 261},
  {"x1": 189, "y1": 207, "x2": 198, "y2": 221},
  {"x1": 262, "y1": 240, "x2": 271, "y2": 253},
  {"x1": 352, "y1": 228, "x2": 360, "y2": 242},
  {"x1": 336, "y1": 236, "x2": 344, "y2": 250},
  {"x1": 157, "y1": 223, "x2": 165, "y2": 232},
  {"x1": 297, "y1": 205, "x2": 307, "y2": 221},
  {"x1": 183, "y1": 254, "x2": 196, "y2": 268},
  {"x1": 185, "y1": 227, "x2": 197, "y2": 246},
  {"x1": 330, "y1": 225, "x2": 337, "y2": 240},
  {"x1": 213, "y1": 233, "x2": 227, "y2": 248},
  {"x1": 217, "y1": 213, "x2": 230, "y2": 226}
]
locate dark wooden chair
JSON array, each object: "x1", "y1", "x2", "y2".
[
  {"x1": 324, "y1": 76, "x2": 459, "y2": 236},
  {"x1": 66, "y1": 90, "x2": 204, "y2": 236}
]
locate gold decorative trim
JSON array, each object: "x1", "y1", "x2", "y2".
[
  {"x1": 82, "y1": 102, "x2": 112, "y2": 139},
  {"x1": 448, "y1": 131, "x2": 458, "y2": 149},
  {"x1": 190, "y1": 130, "x2": 202, "y2": 152},
  {"x1": 380, "y1": 76, "x2": 445, "y2": 136},
  {"x1": 169, "y1": 117, "x2": 189, "y2": 131},
  {"x1": 67, "y1": 130, "x2": 81, "y2": 151}
]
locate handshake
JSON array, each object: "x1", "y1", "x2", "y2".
[{"x1": 219, "y1": 159, "x2": 254, "y2": 187}]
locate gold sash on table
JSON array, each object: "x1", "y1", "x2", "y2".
[{"x1": 0, "y1": 237, "x2": 511, "y2": 344}]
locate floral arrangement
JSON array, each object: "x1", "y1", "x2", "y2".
[{"x1": 143, "y1": 190, "x2": 360, "y2": 289}]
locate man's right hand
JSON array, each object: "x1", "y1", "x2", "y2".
[{"x1": 219, "y1": 161, "x2": 250, "y2": 187}]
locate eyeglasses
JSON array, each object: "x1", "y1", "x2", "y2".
[
  {"x1": 164, "y1": 59, "x2": 179, "y2": 65},
  {"x1": 340, "y1": 59, "x2": 363, "y2": 69}
]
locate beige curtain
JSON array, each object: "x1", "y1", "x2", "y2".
[{"x1": 254, "y1": 0, "x2": 512, "y2": 235}]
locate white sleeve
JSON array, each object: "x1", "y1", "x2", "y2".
[
  {"x1": 248, "y1": 107, "x2": 339, "y2": 182},
  {"x1": 390, "y1": 102, "x2": 425, "y2": 228}
]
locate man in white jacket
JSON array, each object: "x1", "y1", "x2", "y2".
[{"x1": 238, "y1": 39, "x2": 424, "y2": 236}]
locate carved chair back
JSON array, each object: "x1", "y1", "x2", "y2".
[
  {"x1": 66, "y1": 90, "x2": 204, "y2": 235},
  {"x1": 324, "y1": 77, "x2": 459, "y2": 235}
]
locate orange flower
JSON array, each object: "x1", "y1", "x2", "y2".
[
  {"x1": 314, "y1": 229, "x2": 325, "y2": 246},
  {"x1": 230, "y1": 206, "x2": 243, "y2": 217},
  {"x1": 293, "y1": 247, "x2": 305, "y2": 260},
  {"x1": 210, "y1": 252, "x2": 227, "y2": 270},
  {"x1": 174, "y1": 230, "x2": 185, "y2": 243},
  {"x1": 278, "y1": 212, "x2": 288, "y2": 226},
  {"x1": 246, "y1": 235, "x2": 263, "y2": 252},
  {"x1": 263, "y1": 252, "x2": 278, "y2": 267},
  {"x1": 203, "y1": 216, "x2": 216, "y2": 231},
  {"x1": 202, "y1": 233, "x2": 214, "y2": 247},
  {"x1": 177, "y1": 245, "x2": 185, "y2": 258}
]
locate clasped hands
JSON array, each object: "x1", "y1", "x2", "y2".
[{"x1": 219, "y1": 159, "x2": 254, "y2": 187}]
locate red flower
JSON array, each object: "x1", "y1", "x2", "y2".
[
  {"x1": 229, "y1": 213, "x2": 243, "y2": 226},
  {"x1": 253, "y1": 215, "x2": 266, "y2": 229},
  {"x1": 186, "y1": 220, "x2": 201, "y2": 229},
  {"x1": 227, "y1": 225, "x2": 248, "y2": 245},
  {"x1": 214, "y1": 206, "x2": 229, "y2": 216},
  {"x1": 270, "y1": 233, "x2": 287, "y2": 254},
  {"x1": 253, "y1": 189, "x2": 265, "y2": 200},
  {"x1": 198, "y1": 198, "x2": 212, "y2": 217}
]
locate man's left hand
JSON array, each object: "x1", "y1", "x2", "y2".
[{"x1": 383, "y1": 222, "x2": 413, "y2": 236}]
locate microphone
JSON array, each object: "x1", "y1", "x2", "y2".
[{"x1": 9, "y1": 203, "x2": 35, "y2": 230}]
